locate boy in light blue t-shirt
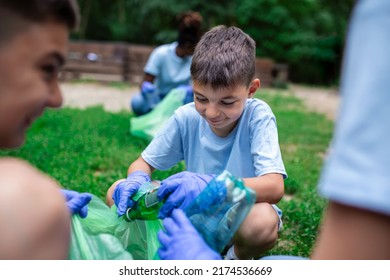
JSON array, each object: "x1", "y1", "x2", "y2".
[{"x1": 107, "y1": 25, "x2": 287, "y2": 260}]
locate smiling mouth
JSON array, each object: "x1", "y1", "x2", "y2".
[{"x1": 207, "y1": 118, "x2": 224, "y2": 125}]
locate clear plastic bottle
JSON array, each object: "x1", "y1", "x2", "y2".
[
  {"x1": 184, "y1": 170, "x2": 256, "y2": 253},
  {"x1": 125, "y1": 181, "x2": 163, "y2": 221}
]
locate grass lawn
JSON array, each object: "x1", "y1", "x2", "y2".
[{"x1": 0, "y1": 88, "x2": 334, "y2": 258}]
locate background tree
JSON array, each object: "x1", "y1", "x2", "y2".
[{"x1": 73, "y1": 0, "x2": 355, "y2": 85}]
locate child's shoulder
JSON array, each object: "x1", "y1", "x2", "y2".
[
  {"x1": 174, "y1": 102, "x2": 200, "y2": 121},
  {"x1": 152, "y1": 42, "x2": 176, "y2": 55},
  {"x1": 246, "y1": 98, "x2": 273, "y2": 115}
]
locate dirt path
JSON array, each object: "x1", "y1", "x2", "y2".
[
  {"x1": 60, "y1": 82, "x2": 341, "y2": 121},
  {"x1": 288, "y1": 84, "x2": 340, "y2": 121},
  {"x1": 60, "y1": 82, "x2": 136, "y2": 113}
]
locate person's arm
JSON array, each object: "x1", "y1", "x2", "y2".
[
  {"x1": 243, "y1": 173, "x2": 284, "y2": 204},
  {"x1": 141, "y1": 46, "x2": 160, "y2": 89},
  {"x1": 138, "y1": 73, "x2": 157, "y2": 100},
  {"x1": 127, "y1": 156, "x2": 155, "y2": 176},
  {"x1": 143, "y1": 72, "x2": 155, "y2": 84},
  {"x1": 0, "y1": 158, "x2": 71, "y2": 259},
  {"x1": 245, "y1": 102, "x2": 286, "y2": 204},
  {"x1": 311, "y1": 202, "x2": 390, "y2": 259}
]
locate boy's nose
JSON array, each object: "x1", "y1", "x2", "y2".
[{"x1": 205, "y1": 103, "x2": 220, "y2": 119}]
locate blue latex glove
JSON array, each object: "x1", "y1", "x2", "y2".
[
  {"x1": 61, "y1": 190, "x2": 92, "y2": 218},
  {"x1": 141, "y1": 81, "x2": 156, "y2": 94},
  {"x1": 158, "y1": 209, "x2": 222, "y2": 260},
  {"x1": 157, "y1": 171, "x2": 215, "y2": 219},
  {"x1": 112, "y1": 170, "x2": 151, "y2": 216}
]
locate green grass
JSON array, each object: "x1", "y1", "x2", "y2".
[
  {"x1": 0, "y1": 89, "x2": 334, "y2": 258},
  {"x1": 258, "y1": 90, "x2": 333, "y2": 257}
]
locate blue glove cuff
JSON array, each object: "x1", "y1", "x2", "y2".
[
  {"x1": 127, "y1": 170, "x2": 151, "y2": 182},
  {"x1": 141, "y1": 81, "x2": 156, "y2": 94}
]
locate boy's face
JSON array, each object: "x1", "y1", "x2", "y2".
[
  {"x1": 0, "y1": 20, "x2": 68, "y2": 149},
  {"x1": 193, "y1": 79, "x2": 260, "y2": 137}
]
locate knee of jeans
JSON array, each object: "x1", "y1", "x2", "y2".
[{"x1": 130, "y1": 94, "x2": 149, "y2": 116}]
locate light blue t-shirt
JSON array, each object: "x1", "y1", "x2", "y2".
[
  {"x1": 318, "y1": 0, "x2": 390, "y2": 216},
  {"x1": 142, "y1": 98, "x2": 287, "y2": 179},
  {"x1": 144, "y1": 42, "x2": 192, "y2": 97}
]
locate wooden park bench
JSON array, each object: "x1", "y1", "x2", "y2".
[
  {"x1": 256, "y1": 59, "x2": 289, "y2": 88},
  {"x1": 60, "y1": 41, "x2": 287, "y2": 87},
  {"x1": 60, "y1": 41, "x2": 154, "y2": 84},
  {"x1": 60, "y1": 41, "x2": 129, "y2": 81}
]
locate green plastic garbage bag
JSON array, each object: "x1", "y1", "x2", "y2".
[
  {"x1": 130, "y1": 88, "x2": 186, "y2": 141},
  {"x1": 68, "y1": 171, "x2": 254, "y2": 260},
  {"x1": 69, "y1": 195, "x2": 133, "y2": 260},
  {"x1": 111, "y1": 181, "x2": 163, "y2": 260},
  {"x1": 69, "y1": 194, "x2": 162, "y2": 260},
  {"x1": 114, "y1": 218, "x2": 162, "y2": 260}
]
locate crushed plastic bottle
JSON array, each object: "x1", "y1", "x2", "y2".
[
  {"x1": 124, "y1": 171, "x2": 256, "y2": 254},
  {"x1": 125, "y1": 181, "x2": 163, "y2": 221},
  {"x1": 184, "y1": 170, "x2": 256, "y2": 253}
]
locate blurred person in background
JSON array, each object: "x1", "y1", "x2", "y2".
[{"x1": 130, "y1": 11, "x2": 203, "y2": 116}]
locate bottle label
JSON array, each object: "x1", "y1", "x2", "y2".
[{"x1": 144, "y1": 187, "x2": 160, "y2": 208}]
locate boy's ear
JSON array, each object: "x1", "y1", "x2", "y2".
[{"x1": 248, "y1": 79, "x2": 260, "y2": 98}]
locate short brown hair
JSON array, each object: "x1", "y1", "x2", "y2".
[{"x1": 191, "y1": 25, "x2": 256, "y2": 90}]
